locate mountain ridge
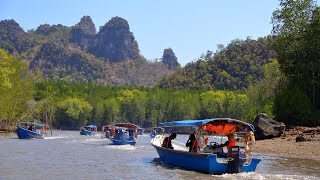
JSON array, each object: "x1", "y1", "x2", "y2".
[{"x1": 0, "y1": 16, "x2": 178, "y2": 86}]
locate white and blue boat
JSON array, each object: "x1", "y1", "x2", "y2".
[
  {"x1": 151, "y1": 118, "x2": 261, "y2": 174},
  {"x1": 137, "y1": 127, "x2": 143, "y2": 135},
  {"x1": 102, "y1": 125, "x2": 112, "y2": 139},
  {"x1": 149, "y1": 127, "x2": 164, "y2": 138},
  {"x1": 16, "y1": 122, "x2": 45, "y2": 139},
  {"x1": 80, "y1": 125, "x2": 97, "y2": 135},
  {"x1": 110, "y1": 123, "x2": 138, "y2": 145}
]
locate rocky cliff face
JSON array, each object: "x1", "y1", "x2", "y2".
[
  {"x1": 70, "y1": 16, "x2": 96, "y2": 50},
  {"x1": 92, "y1": 16, "x2": 140, "y2": 63},
  {"x1": 162, "y1": 48, "x2": 179, "y2": 70},
  {"x1": 0, "y1": 16, "x2": 173, "y2": 86},
  {"x1": 36, "y1": 24, "x2": 68, "y2": 36},
  {"x1": 0, "y1": 19, "x2": 26, "y2": 53}
]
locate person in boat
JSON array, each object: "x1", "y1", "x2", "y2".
[
  {"x1": 219, "y1": 133, "x2": 237, "y2": 154},
  {"x1": 199, "y1": 135, "x2": 209, "y2": 149},
  {"x1": 186, "y1": 134, "x2": 200, "y2": 152},
  {"x1": 161, "y1": 133, "x2": 177, "y2": 149},
  {"x1": 27, "y1": 125, "x2": 33, "y2": 131}
]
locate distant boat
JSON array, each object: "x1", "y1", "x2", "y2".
[
  {"x1": 149, "y1": 127, "x2": 164, "y2": 138},
  {"x1": 110, "y1": 123, "x2": 139, "y2": 145},
  {"x1": 101, "y1": 125, "x2": 112, "y2": 139},
  {"x1": 80, "y1": 125, "x2": 97, "y2": 135},
  {"x1": 137, "y1": 127, "x2": 143, "y2": 135},
  {"x1": 16, "y1": 122, "x2": 45, "y2": 139},
  {"x1": 151, "y1": 118, "x2": 261, "y2": 174}
]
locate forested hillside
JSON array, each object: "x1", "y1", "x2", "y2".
[
  {"x1": 158, "y1": 37, "x2": 276, "y2": 90},
  {"x1": 1, "y1": 0, "x2": 320, "y2": 131}
]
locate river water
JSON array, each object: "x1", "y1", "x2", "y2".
[{"x1": 0, "y1": 131, "x2": 319, "y2": 180}]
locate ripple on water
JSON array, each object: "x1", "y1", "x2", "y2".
[
  {"x1": 104, "y1": 144, "x2": 136, "y2": 150},
  {"x1": 0, "y1": 131, "x2": 319, "y2": 179}
]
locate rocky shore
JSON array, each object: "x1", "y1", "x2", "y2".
[{"x1": 255, "y1": 133, "x2": 320, "y2": 161}]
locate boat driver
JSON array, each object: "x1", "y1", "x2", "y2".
[{"x1": 219, "y1": 133, "x2": 237, "y2": 154}]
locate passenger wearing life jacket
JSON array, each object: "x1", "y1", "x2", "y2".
[
  {"x1": 186, "y1": 134, "x2": 200, "y2": 152},
  {"x1": 162, "y1": 133, "x2": 177, "y2": 149},
  {"x1": 220, "y1": 133, "x2": 237, "y2": 154}
]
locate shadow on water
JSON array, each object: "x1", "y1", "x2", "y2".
[
  {"x1": 151, "y1": 157, "x2": 208, "y2": 174},
  {"x1": 151, "y1": 157, "x2": 179, "y2": 170},
  {"x1": 152, "y1": 158, "x2": 183, "y2": 172}
]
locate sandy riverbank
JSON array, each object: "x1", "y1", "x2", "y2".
[{"x1": 254, "y1": 133, "x2": 320, "y2": 161}]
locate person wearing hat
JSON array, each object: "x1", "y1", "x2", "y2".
[{"x1": 161, "y1": 133, "x2": 177, "y2": 149}]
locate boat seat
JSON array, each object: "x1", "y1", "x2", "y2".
[
  {"x1": 202, "y1": 145, "x2": 224, "y2": 154},
  {"x1": 172, "y1": 144, "x2": 188, "y2": 151}
]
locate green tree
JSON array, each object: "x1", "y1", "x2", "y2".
[
  {"x1": 0, "y1": 49, "x2": 34, "y2": 130},
  {"x1": 245, "y1": 60, "x2": 282, "y2": 120},
  {"x1": 102, "y1": 98, "x2": 120, "y2": 125},
  {"x1": 117, "y1": 89, "x2": 147, "y2": 125},
  {"x1": 272, "y1": 0, "x2": 319, "y2": 105},
  {"x1": 200, "y1": 91, "x2": 225, "y2": 118},
  {"x1": 55, "y1": 98, "x2": 93, "y2": 128}
]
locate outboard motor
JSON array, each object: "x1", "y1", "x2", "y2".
[
  {"x1": 228, "y1": 146, "x2": 246, "y2": 173},
  {"x1": 105, "y1": 130, "x2": 111, "y2": 139}
]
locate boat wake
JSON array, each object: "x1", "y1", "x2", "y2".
[
  {"x1": 212, "y1": 172, "x2": 318, "y2": 180},
  {"x1": 44, "y1": 136, "x2": 64, "y2": 140},
  {"x1": 104, "y1": 144, "x2": 136, "y2": 150},
  {"x1": 82, "y1": 138, "x2": 106, "y2": 144}
]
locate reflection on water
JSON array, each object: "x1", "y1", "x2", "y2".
[{"x1": 0, "y1": 132, "x2": 319, "y2": 180}]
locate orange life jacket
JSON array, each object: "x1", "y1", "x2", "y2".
[
  {"x1": 227, "y1": 139, "x2": 237, "y2": 153},
  {"x1": 203, "y1": 124, "x2": 212, "y2": 131},
  {"x1": 192, "y1": 140, "x2": 199, "y2": 152},
  {"x1": 210, "y1": 124, "x2": 224, "y2": 133},
  {"x1": 222, "y1": 123, "x2": 237, "y2": 134}
]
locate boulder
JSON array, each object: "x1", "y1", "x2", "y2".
[{"x1": 253, "y1": 113, "x2": 286, "y2": 140}]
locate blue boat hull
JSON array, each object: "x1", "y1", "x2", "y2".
[
  {"x1": 111, "y1": 138, "x2": 136, "y2": 145},
  {"x1": 152, "y1": 144, "x2": 261, "y2": 174},
  {"x1": 16, "y1": 127, "x2": 44, "y2": 139},
  {"x1": 80, "y1": 130, "x2": 95, "y2": 135}
]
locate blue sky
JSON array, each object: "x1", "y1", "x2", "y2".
[{"x1": 0, "y1": 0, "x2": 279, "y2": 66}]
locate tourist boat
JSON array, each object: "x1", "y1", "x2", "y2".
[
  {"x1": 149, "y1": 127, "x2": 164, "y2": 138},
  {"x1": 80, "y1": 125, "x2": 97, "y2": 135},
  {"x1": 16, "y1": 122, "x2": 45, "y2": 139},
  {"x1": 151, "y1": 118, "x2": 261, "y2": 174},
  {"x1": 110, "y1": 123, "x2": 138, "y2": 145},
  {"x1": 138, "y1": 127, "x2": 143, "y2": 135},
  {"x1": 101, "y1": 125, "x2": 112, "y2": 139}
]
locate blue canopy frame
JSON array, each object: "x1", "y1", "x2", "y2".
[
  {"x1": 17, "y1": 122, "x2": 44, "y2": 127},
  {"x1": 159, "y1": 118, "x2": 255, "y2": 132},
  {"x1": 84, "y1": 125, "x2": 97, "y2": 129}
]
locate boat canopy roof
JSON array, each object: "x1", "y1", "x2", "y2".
[
  {"x1": 152, "y1": 127, "x2": 165, "y2": 131},
  {"x1": 159, "y1": 118, "x2": 255, "y2": 134},
  {"x1": 84, "y1": 125, "x2": 97, "y2": 128},
  {"x1": 113, "y1": 126, "x2": 128, "y2": 130},
  {"x1": 17, "y1": 122, "x2": 44, "y2": 127},
  {"x1": 114, "y1": 123, "x2": 139, "y2": 129},
  {"x1": 159, "y1": 119, "x2": 212, "y2": 128}
]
